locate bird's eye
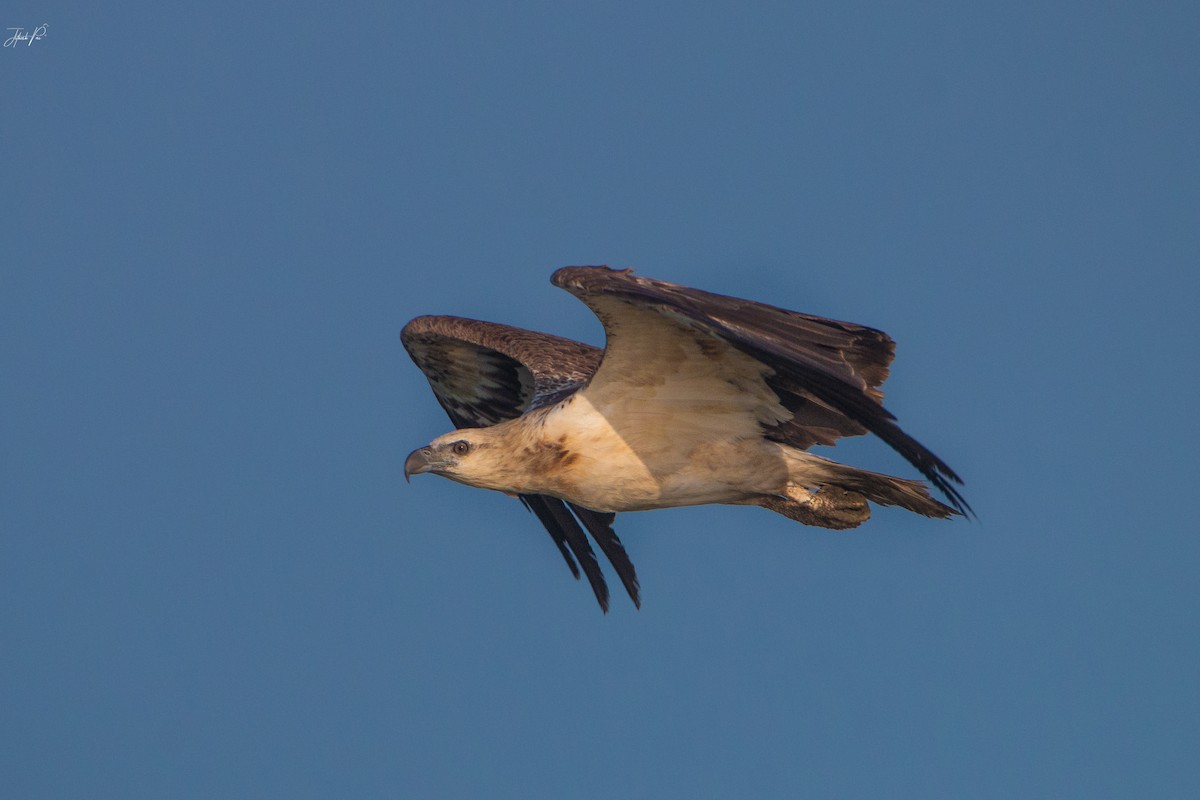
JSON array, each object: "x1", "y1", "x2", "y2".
[{"x1": 451, "y1": 440, "x2": 471, "y2": 456}]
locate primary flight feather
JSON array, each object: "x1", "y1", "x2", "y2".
[{"x1": 402, "y1": 266, "x2": 970, "y2": 611}]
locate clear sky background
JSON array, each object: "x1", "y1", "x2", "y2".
[{"x1": 3, "y1": 2, "x2": 1198, "y2": 798}]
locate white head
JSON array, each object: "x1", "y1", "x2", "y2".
[{"x1": 404, "y1": 428, "x2": 520, "y2": 493}]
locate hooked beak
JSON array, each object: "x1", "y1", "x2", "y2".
[
  {"x1": 404, "y1": 447, "x2": 440, "y2": 482},
  {"x1": 408, "y1": 443, "x2": 453, "y2": 482}
]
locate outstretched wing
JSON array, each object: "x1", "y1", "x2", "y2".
[
  {"x1": 551, "y1": 267, "x2": 970, "y2": 516},
  {"x1": 401, "y1": 315, "x2": 641, "y2": 610}
]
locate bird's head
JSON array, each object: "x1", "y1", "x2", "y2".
[{"x1": 404, "y1": 428, "x2": 514, "y2": 492}]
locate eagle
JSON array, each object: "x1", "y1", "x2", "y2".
[{"x1": 402, "y1": 266, "x2": 969, "y2": 611}]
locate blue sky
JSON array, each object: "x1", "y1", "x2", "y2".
[{"x1": 3, "y1": 2, "x2": 1198, "y2": 797}]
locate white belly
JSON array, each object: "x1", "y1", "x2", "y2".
[{"x1": 535, "y1": 395, "x2": 789, "y2": 512}]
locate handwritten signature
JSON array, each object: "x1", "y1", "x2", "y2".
[{"x1": 4, "y1": 24, "x2": 48, "y2": 47}]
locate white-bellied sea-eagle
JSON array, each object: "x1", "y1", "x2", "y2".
[{"x1": 402, "y1": 267, "x2": 970, "y2": 611}]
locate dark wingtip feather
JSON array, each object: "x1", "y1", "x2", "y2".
[
  {"x1": 520, "y1": 495, "x2": 580, "y2": 579},
  {"x1": 569, "y1": 504, "x2": 641, "y2": 609},
  {"x1": 523, "y1": 495, "x2": 610, "y2": 612}
]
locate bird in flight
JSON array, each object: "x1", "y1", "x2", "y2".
[{"x1": 402, "y1": 267, "x2": 969, "y2": 611}]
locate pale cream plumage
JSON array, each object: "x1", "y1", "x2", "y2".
[{"x1": 402, "y1": 266, "x2": 969, "y2": 611}]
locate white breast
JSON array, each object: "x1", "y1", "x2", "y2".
[{"x1": 536, "y1": 393, "x2": 788, "y2": 512}]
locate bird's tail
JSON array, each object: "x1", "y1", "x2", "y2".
[
  {"x1": 824, "y1": 464, "x2": 959, "y2": 519},
  {"x1": 759, "y1": 449, "x2": 960, "y2": 529}
]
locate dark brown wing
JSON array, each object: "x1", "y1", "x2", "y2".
[
  {"x1": 401, "y1": 315, "x2": 641, "y2": 610},
  {"x1": 551, "y1": 266, "x2": 970, "y2": 517},
  {"x1": 401, "y1": 315, "x2": 599, "y2": 426}
]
